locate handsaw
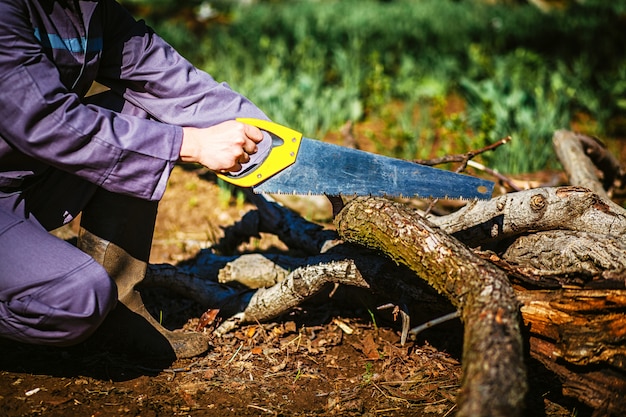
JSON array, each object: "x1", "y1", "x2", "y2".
[{"x1": 216, "y1": 118, "x2": 494, "y2": 200}]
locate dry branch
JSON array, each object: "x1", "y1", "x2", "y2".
[
  {"x1": 553, "y1": 129, "x2": 626, "y2": 200},
  {"x1": 214, "y1": 259, "x2": 370, "y2": 335},
  {"x1": 335, "y1": 197, "x2": 527, "y2": 417},
  {"x1": 429, "y1": 186, "x2": 626, "y2": 246},
  {"x1": 215, "y1": 190, "x2": 337, "y2": 255},
  {"x1": 498, "y1": 230, "x2": 626, "y2": 287},
  {"x1": 554, "y1": 129, "x2": 611, "y2": 199}
]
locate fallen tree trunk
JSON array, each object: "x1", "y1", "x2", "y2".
[{"x1": 335, "y1": 197, "x2": 527, "y2": 417}]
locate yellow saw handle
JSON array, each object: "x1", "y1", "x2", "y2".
[{"x1": 215, "y1": 118, "x2": 303, "y2": 187}]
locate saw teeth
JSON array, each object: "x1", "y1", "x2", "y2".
[{"x1": 254, "y1": 189, "x2": 488, "y2": 201}]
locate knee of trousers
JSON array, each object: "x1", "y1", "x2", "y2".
[
  {"x1": 0, "y1": 259, "x2": 118, "y2": 347},
  {"x1": 56, "y1": 260, "x2": 119, "y2": 346}
]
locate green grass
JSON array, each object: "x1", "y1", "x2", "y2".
[{"x1": 127, "y1": 0, "x2": 626, "y2": 174}]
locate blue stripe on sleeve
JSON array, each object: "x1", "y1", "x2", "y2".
[{"x1": 34, "y1": 28, "x2": 102, "y2": 53}]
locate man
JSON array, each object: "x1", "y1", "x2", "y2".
[{"x1": 0, "y1": 0, "x2": 271, "y2": 360}]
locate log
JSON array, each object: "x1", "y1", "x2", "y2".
[
  {"x1": 553, "y1": 130, "x2": 613, "y2": 200},
  {"x1": 517, "y1": 289, "x2": 626, "y2": 370},
  {"x1": 335, "y1": 197, "x2": 527, "y2": 417}
]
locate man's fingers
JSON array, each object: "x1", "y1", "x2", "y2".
[
  {"x1": 243, "y1": 124, "x2": 264, "y2": 143},
  {"x1": 239, "y1": 152, "x2": 251, "y2": 164},
  {"x1": 242, "y1": 140, "x2": 258, "y2": 155}
]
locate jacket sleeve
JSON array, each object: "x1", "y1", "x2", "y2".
[
  {"x1": 0, "y1": 1, "x2": 181, "y2": 201},
  {"x1": 96, "y1": 0, "x2": 272, "y2": 177},
  {"x1": 97, "y1": 1, "x2": 271, "y2": 129},
  {"x1": 0, "y1": 1, "x2": 182, "y2": 200}
]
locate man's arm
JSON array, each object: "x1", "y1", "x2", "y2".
[
  {"x1": 96, "y1": 0, "x2": 272, "y2": 174},
  {"x1": 96, "y1": 1, "x2": 270, "y2": 128},
  {"x1": 0, "y1": 0, "x2": 182, "y2": 200}
]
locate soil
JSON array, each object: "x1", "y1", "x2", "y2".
[{"x1": 0, "y1": 160, "x2": 594, "y2": 416}]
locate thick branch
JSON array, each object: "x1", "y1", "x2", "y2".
[
  {"x1": 430, "y1": 186, "x2": 626, "y2": 246},
  {"x1": 335, "y1": 197, "x2": 527, "y2": 417},
  {"x1": 214, "y1": 259, "x2": 370, "y2": 335},
  {"x1": 498, "y1": 230, "x2": 626, "y2": 288},
  {"x1": 553, "y1": 129, "x2": 610, "y2": 199}
]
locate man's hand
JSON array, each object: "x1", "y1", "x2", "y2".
[{"x1": 180, "y1": 120, "x2": 264, "y2": 172}]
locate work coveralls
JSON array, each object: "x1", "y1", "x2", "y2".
[{"x1": 0, "y1": 0, "x2": 269, "y2": 346}]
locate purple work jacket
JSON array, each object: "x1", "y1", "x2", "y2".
[{"x1": 0, "y1": 0, "x2": 268, "y2": 201}]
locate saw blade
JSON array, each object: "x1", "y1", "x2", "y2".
[{"x1": 253, "y1": 137, "x2": 494, "y2": 200}]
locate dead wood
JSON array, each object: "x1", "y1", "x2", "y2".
[
  {"x1": 553, "y1": 129, "x2": 626, "y2": 199},
  {"x1": 216, "y1": 253, "x2": 292, "y2": 288},
  {"x1": 531, "y1": 337, "x2": 626, "y2": 416},
  {"x1": 335, "y1": 197, "x2": 527, "y2": 417},
  {"x1": 497, "y1": 230, "x2": 626, "y2": 288},
  {"x1": 145, "y1": 262, "x2": 253, "y2": 317},
  {"x1": 148, "y1": 248, "x2": 447, "y2": 335},
  {"x1": 214, "y1": 190, "x2": 338, "y2": 255},
  {"x1": 517, "y1": 289, "x2": 626, "y2": 370},
  {"x1": 213, "y1": 259, "x2": 371, "y2": 335},
  {"x1": 502, "y1": 231, "x2": 626, "y2": 277},
  {"x1": 429, "y1": 186, "x2": 626, "y2": 246},
  {"x1": 554, "y1": 129, "x2": 612, "y2": 200}
]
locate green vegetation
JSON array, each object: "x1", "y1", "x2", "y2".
[{"x1": 122, "y1": 0, "x2": 626, "y2": 174}]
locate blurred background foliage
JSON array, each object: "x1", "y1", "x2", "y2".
[{"x1": 120, "y1": 0, "x2": 626, "y2": 174}]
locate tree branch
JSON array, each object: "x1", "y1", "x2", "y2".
[{"x1": 335, "y1": 197, "x2": 527, "y2": 417}]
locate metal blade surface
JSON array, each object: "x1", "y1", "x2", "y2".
[{"x1": 253, "y1": 138, "x2": 494, "y2": 200}]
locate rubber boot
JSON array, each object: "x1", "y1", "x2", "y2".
[{"x1": 78, "y1": 189, "x2": 209, "y2": 360}]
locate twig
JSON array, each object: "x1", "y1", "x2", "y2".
[
  {"x1": 409, "y1": 311, "x2": 460, "y2": 338},
  {"x1": 466, "y1": 160, "x2": 522, "y2": 192},
  {"x1": 443, "y1": 404, "x2": 457, "y2": 417},
  {"x1": 413, "y1": 136, "x2": 511, "y2": 168},
  {"x1": 247, "y1": 404, "x2": 275, "y2": 414},
  {"x1": 377, "y1": 303, "x2": 411, "y2": 345},
  {"x1": 225, "y1": 342, "x2": 244, "y2": 365}
]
